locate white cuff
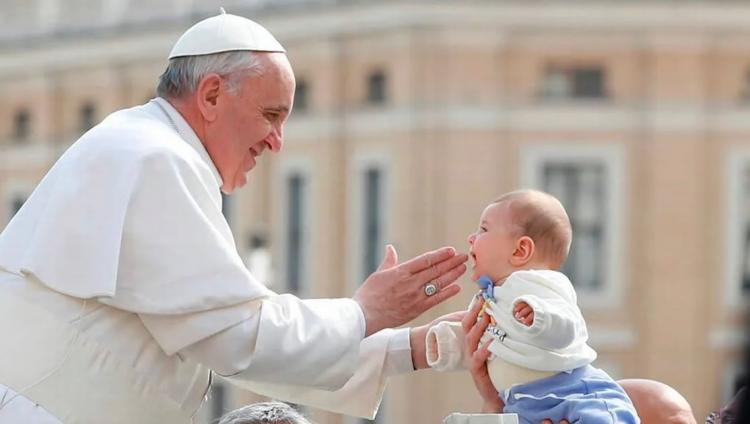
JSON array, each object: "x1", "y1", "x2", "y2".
[
  {"x1": 426, "y1": 321, "x2": 465, "y2": 372},
  {"x1": 350, "y1": 298, "x2": 367, "y2": 341},
  {"x1": 383, "y1": 328, "x2": 413, "y2": 376}
]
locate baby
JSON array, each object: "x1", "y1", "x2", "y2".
[{"x1": 427, "y1": 190, "x2": 639, "y2": 423}]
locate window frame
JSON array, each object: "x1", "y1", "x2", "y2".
[
  {"x1": 79, "y1": 101, "x2": 97, "y2": 133},
  {"x1": 347, "y1": 152, "x2": 391, "y2": 293},
  {"x1": 366, "y1": 69, "x2": 388, "y2": 106},
  {"x1": 724, "y1": 148, "x2": 750, "y2": 309},
  {"x1": 277, "y1": 159, "x2": 315, "y2": 298},
  {"x1": 3, "y1": 181, "x2": 32, "y2": 226},
  {"x1": 520, "y1": 144, "x2": 626, "y2": 309},
  {"x1": 12, "y1": 108, "x2": 32, "y2": 142},
  {"x1": 540, "y1": 64, "x2": 609, "y2": 101},
  {"x1": 294, "y1": 78, "x2": 310, "y2": 113}
]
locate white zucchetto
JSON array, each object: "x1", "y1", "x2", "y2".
[{"x1": 168, "y1": 8, "x2": 285, "y2": 59}]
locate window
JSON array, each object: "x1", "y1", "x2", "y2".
[
  {"x1": 8, "y1": 194, "x2": 26, "y2": 223},
  {"x1": 346, "y1": 158, "x2": 388, "y2": 424},
  {"x1": 13, "y1": 109, "x2": 31, "y2": 142},
  {"x1": 221, "y1": 193, "x2": 232, "y2": 226},
  {"x1": 721, "y1": 361, "x2": 747, "y2": 406},
  {"x1": 740, "y1": 167, "x2": 750, "y2": 293},
  {"x1": 726, "y1": 152, "x2": 750, "y2": 306},
  {"x1": 295, "y1": 79, "x2": 309, "y2": 113},
  {"x1": 366, "y1": 70, "x2": 387, "y2": 105},
  {"x1": 543, "y1": 163, "x2": 606, "y2": 290},
  {"x1": 348, "y1": 154, "x2": 389, "y2": 293},
  {"x1": 741, "y1": 69, "x2": 750, "y2": 102},
  {"x1": 521, "y1": 145, "x2": 625, "y2": 307},
  {"x1": 541, "y1": 66, "x2": 607, "y2": 100},
  {"x1": 246, "y1": 233, "x2": 271, "y2": 285},
  {"x1": 362, "y1": 168, "x2": 383, "y2": 279},
  {"x1": 80, "y1": 102, "x2": 97, "y2": 133},
  {"x1": 286, "y1": 173, "x2": 306, "y2": 294}
]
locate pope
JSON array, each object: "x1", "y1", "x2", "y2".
[{"x1": 0, "y1": 10, "x2": 467, "y2": 424}]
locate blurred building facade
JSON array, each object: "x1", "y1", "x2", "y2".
[{"x1": 1, "y1": 0, "x2": 749, "y2": 422}]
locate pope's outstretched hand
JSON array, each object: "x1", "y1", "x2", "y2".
[{"x1": 353, "y1": 245, "x2": 468, "y2": 337}]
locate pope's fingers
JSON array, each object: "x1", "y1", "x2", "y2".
[
  {"x1": 421, "y1": 282, "x2": 461, "y2": 310},
  {"x1": 412, "y1": 253, "x2": 468, "y2": 285},
  {"x1": 432, "y1": 262, "x2": 467, "y2": 290},
  {"x1": 400, "y1": 247, "x2": 457, "y2": 275},
  {"x1": 376, "y1": 244, "x2": 398, "y2": 271}
]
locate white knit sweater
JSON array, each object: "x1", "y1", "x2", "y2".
[{"x1": 427, "y1": 270, "x2": 596, "y2": 373}]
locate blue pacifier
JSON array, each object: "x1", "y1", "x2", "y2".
[{"x1": 476, "y1": 275, "x2": 494, "y2": 300}]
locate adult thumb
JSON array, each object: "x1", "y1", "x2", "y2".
[{"x1": 377, "y1": 244, "x2": 398, "y2": 271}]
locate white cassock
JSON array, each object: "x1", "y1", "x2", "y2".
[{"x1": 0, "y1": 98, "x2": 412, "y2": 423}]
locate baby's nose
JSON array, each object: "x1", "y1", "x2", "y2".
[{"x1": 467, "y1": 233, "x2": 475, "y2": 245}]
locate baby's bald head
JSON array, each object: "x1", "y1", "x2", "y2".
[{"x1": 493, "y1": 190, "x2": 572, "y2": 269}]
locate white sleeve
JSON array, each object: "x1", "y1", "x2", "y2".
[
  {"x1": 425, "y1": 296, "x2": 481, "y2": 372},
  {"x1": 425, "y1": 321, "x2": 467, "y2": 372},
  {"x1": 510, "y1": 294, "x2": 584, "y2": 350},
  {"x1": 144, "y1": 293, "x2": 366, "y2": 391},
  {"x1": 222, "y1": 328, "x2": 413, "y2": 419}
]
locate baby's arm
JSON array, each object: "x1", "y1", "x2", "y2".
[
  {"x1": 510, "y1": 295, "x2": 584, "y2": 350},
  {"x1": 514, "y1": 301, "x2": 535, "y2": 326},
  {"x1": 426, "y1": 320, "x2": 467, "y2": 371},
  {"x1": 425, "y1": 295, "x2": 483, "y2": 372}
]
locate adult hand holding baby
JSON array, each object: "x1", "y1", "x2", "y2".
[
  {"x1": 463, "y1": 298, "x2": 505, "y2": 413},
  {"x1": 464, "y1": 299, "x2": 572, "y2": 423}
]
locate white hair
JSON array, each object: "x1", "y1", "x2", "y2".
[
  {"x1": 157, "y1": 51, "x2": 266, "y2": 99},
  {"x1": 217, "y1": 402, "x2": 311, "y2": 424}
]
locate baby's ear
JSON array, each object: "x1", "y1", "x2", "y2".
[{"x1": 511, "y1": 236, "x2": 535, "y2": 266}]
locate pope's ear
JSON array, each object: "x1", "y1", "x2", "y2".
[{"x1": 195, "y1": 74, "x2": 222, "y2": 122}]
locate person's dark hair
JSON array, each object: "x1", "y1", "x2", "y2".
[{"x1": 218, "y1": 401, "x2": 311, "y2": 424}]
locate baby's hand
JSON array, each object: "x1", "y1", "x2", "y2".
[{"x1": 514, "y1": 301, "x2": 534, "y2": 326}]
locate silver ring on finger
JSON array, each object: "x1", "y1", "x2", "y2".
[{"x1": 424, "y1": 282, "x2": 438, "y2": 296}]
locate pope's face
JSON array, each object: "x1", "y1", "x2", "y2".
[{"x1": 208, "y1": 53, "x2": 295, "y2": 193}]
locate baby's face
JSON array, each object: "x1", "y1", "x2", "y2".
[{"x1": 467, "y1": 202, "x2": 519, "y2": 283}]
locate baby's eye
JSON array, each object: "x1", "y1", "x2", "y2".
[{"x1": 479, "y1": 226, "x2": 487, "y2": 233}]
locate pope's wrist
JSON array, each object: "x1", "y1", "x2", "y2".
[{"x1": 409, "y1": 326, "x2": 429, "y2": 370}]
